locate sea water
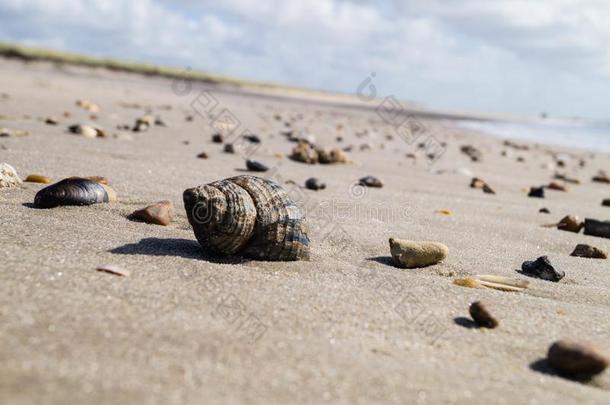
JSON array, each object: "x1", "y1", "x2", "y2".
[{"x1": 457, "y1": 118, "x2": 610, "y2": 153}]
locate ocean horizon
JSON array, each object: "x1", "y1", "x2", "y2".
[{"x1": 457, "y1": 118, "x2": 610, "y2": 153}]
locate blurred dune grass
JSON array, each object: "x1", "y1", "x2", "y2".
[{"x1": 0, "y1": 41, "x2": 286, "y2": 90}]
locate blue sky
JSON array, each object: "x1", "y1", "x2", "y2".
[{"x1": 1, "y1": 0, "x2": 609, "y2": 119}]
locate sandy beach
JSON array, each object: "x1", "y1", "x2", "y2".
[{"x1": 1, "y1": 58, "x2": 609, "y2": 404}]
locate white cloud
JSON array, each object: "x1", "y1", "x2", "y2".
[{"x1": 0, "y1": 0, "x2": 609, "y2": 117}]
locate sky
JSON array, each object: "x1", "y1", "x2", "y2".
[{"x1": 1, "y1": 0, "x2": 609, "y2": 119}]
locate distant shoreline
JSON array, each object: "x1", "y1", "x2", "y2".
[{"x1": 3, "y1": 42, "x2": 589, "y2": 128}]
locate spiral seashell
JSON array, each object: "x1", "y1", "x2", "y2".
[
  {"x1": 183, "y1": 175, "x2": 310, "y2": 261},
  {"x1": 34, "y1": 177, "x2": 116, "y2": 208}
]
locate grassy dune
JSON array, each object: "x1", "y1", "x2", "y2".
[{"x1": 0, "y1": 42, "x2": 272, "y2": 88}]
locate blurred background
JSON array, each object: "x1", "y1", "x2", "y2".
[{"x1": 0, "y1": 0, "x2": 609, "y2": 119}]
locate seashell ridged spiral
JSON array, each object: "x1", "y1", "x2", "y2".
[{"x1": 183, "y1": 175, "x2": 310, "y2": 261}]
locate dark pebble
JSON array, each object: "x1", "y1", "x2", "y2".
[
  {"x1": 520, "y1": 256, "x2": 564, "y2": 282},
  {"x1": 224, "y1": 144, "x2": 235, "y2": 154},
  {"x1": 243, "y1": 134, "x2": 261, "y2": 143},
  {"x1": 528, "y1": 186, "x2": 545, "y2": 198},
  {"x1": 460, "y1": 145, "x2": 482, "y2": 162},
  {"x1": 212, "y1": 133, "x2": 223, "y2": 143},
  {"x1": 246, "y1": 160, "x2": 268, "y2": 172},
  {"x1": 602, "y1": 198, "x2": 610, "y2": 207},
  {"x1": 583, "y1": 218, "x2": 610, "y2": 239},
  {"x1": 359, "y1": 176, "x2": 383, "y2": 188},
  {"x1": 539, "y1": 207, "x2": 550, "y2": 214},
  {"x1": 469, "y1": 301, "x2": 498, "y2": 328},
  {"x1": 305, "y1": 178, "x2": 326, "y2": 191},
  {"x1": 547, "y1": 340, "x2": 608, "y2": 377},
  {"x1": 197, "y1": 152, "x2": 209, "y2": 159}
]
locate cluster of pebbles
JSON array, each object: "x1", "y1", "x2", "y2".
[
  {"x1": 1, "y1": 93, "x2": 609, "y2": 385},
  {"x1": 290, "y1": 142, "x2": 351, "y2": 164}
]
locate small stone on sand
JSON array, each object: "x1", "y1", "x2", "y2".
[
  {"x1": 528, "y1": 186, "x2": 545, "y2": 198},
  {"x1": 469, "y1": 301, "x2": 498, "y2": 328},
  {"x1": 359, "y1": 176, "x2": 383, "y2": 188},
  {"x1": 460, "y1": 145, "x2": 482, "y2": 162},
  {"x1": 602, "y1": 199, "x2": 610, "y2": 207},
  {"x1": 197, "y1": 152, "x2": 209, "y2": 159},
  {"x1": 583, "y1": 218, "x2": 610, "y2": 239},
  {"x1": 25, "y1": 174, "x2": 52, "y2": 184},
  {"x1": 0, "y1": 163, "x2": 22, "y2": 188},
  {"x1": 554, "y1": 173, "x2": 580, "y2": 184},
  {"x1": 212, "y1": 133, "x2": 223, "y2": 143},
  {"x1": 305, "y1": 178, "x2": 326, "y2": 190},
  {"x1": 470, "y1": 177, "x2": 495, "y2": 194},
  {"x1": 539, "y1": 208, "x2": 550, "y2": 214},
  {"x1": 129, "y1": 201, "x2": 175, "y2": 226},
  {"x1": 96, "y1": 264, "x2": 130, "y2": 277},
  {"x1": 592, "y1": 170, "x2": 610, "y2": 184},
  {"x1": 520, "y1": 256, "x2": 564, "y2": 282},
  {"x1": 133, "y1": 115, "x2": 154, "y2": 132},
  {"x1": 570, "y1": 244, "x2": 607, "y2": 259},
  {"x1": 243, "y1": 134, "x2": 261, "y2": 143},
  {"x1": 76, "y1": 99, "x2": 99, "y2": 112},
  {"x1": 246, "y1": 160, "x2": 268, "y2": 172},
  {"x1": 0, "y1": 128, "x2": 30, "y2": 138},
  {"x1": 389, "y1": 238, "x2": 448, "y2": 268},
  {"x1": 547, "y1": 181, "x2": 567, "y2": 191},
  {"x1": 547, "y1": 340, "x2": 608, "y2": 377},
  {"x1": 290, "y1": 142, "x2": 318, "y2": 164},
  {"x1": 557, "y1": 215, "x2": 583, "y2": 233},
  {"x1": 68, "y1": 124, "x2": 101, "y2": 138}
]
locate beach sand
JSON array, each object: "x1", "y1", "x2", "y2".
[{"x1": 1, "y1": 58, "x2": 609, "y2": 404}]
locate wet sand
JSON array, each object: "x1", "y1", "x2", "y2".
[{"x1": 1, "y1": 58, "x2": 609, "y2": 404}]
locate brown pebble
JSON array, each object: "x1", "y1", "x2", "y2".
[
  {"x1": 554, "y1": 173, "x2": 580, "y2": 184},
  {"x1": 547, "y1": 340, "x2": 608, "y2": 377},
  {"x1": 460, "y1": 145, "x2": 482, "y2": 162},
  {"x1": 602, "y1": 199, "x2": 610, "y2": 207},
  {"x1": 469, "y1": 301, "x2": 498, "y2": 328},
  {"x1": 539, "y1": 207, "x2": 550, "y2": 214},
  {"x1": 197, "y1": 152, "x2": 209, "y2": 159},
  {"x1": 547, "y1": 181, "x2": 567, "y2": 191},
  {"x1": 557, "y1": 215, "x2": 583, "y2": 233},
  {"x1": 470, "y1": 177, "x2": 496, "y2": 194},
  {"x1": 45, "y1": 117, "x2": 59, "y2": 125},
  {"x1": 592, "y1": 170, "x2": 610, "y2": 184},
  {"x1": 224, "y1": 144, "x2": 235, "y2": 154},
  {"x1": 570, "y1": 244, "x2": 607, "y2": 259},
  {"x1": 212, "y1": 133, "x2": 223, "y2": 143},
  {"x1": 25, "y1": 174, "x2": 52, "y2": 184},
  {"x1": 129, "y1": 201, "x2": 175, "y2": 226},
  {"x1": 96, "y1": 264, "x2": 129, "y2": 277}
]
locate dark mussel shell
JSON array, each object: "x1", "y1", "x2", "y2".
[{"x1": 34, "y1": 178, "x2": 114, "y2": 208}]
